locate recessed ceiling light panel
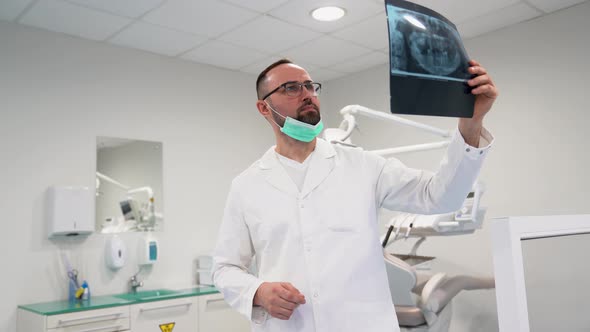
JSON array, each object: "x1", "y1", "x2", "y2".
[{"x1": 311, "y1": 6, "x2": 346, "y2": 22}]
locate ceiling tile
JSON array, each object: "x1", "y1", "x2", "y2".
[
  {"x1": 222, "y1": 0, "x2": 290, "y2": 13},
  {"x1": 108, "y1": 21, "x2": 208, "y2": 56},
  {"x1": 0, "y1": 0, "x2": 35, "y2": 21},
  {"x1": 239, "y1": 57, "x2": 321, "y2": 76},
  {"x1": 307, "y1": 68, "x2": 348, "y2": 82},
  {"x1": 327, "y1": 51, "x2": 388, "y2": 73},
  {"x1": 411, "y1": 0, "x2": 521, "y2": 24},
  {"x1": 19, "y1": 0, "x2": 131, "y2": 41},
  {"x1": 66, "y1": 0, "x2": 165, "y2": 18},
  {"x1": 525, "y1": 0, "x2": 587, "y2": 13},
  {"x1": 143, "y1": 0, "x2": 259, "y2": 38},
  {"x1": 181, "y1": 40, "x2": 267, "y2": 70},
  {"x1": 283, "y1": 35, "x2": 371, "y2": 67},
  {"x1": 269, "y1": 0, "x2": 384, "y2": 33},
  {"x1": 457, "y1": 2, "x2": 541, "y2": 39},
  {"x1": 332, "y1": 12, "x2": 388, "y2": 50},
  {"x1": 219, "y1": 15, "x2": 320, "y2": 54},
  {"x1": 238, "y1": 56, "x2": 288, "y2": 75}
]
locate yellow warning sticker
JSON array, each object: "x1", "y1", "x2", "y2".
[{"x1": 159, "y1": 322, "x2": 175, "y2": 332}]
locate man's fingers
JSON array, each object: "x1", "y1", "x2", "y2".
[
  {"x1": 281, "y1": 282, "x2": 299, "y2": 293},
  {"x1": 472, "y1": 84, "x2": 498, "y2": 98},
  {"x1": 280, "y1": 283, "x2": 306, "y2": 304},
  {"x1": 468, "y1": 75, "x2": 494, "y2": 87},
  {"x1": 469, "y1": 65, "x2": 487, "y2": 76},
  {"x1": 469, "y1": 59, "x2": 481, "y2": 67},
  {"x1": 267, "y1": 303, "x2": 295, "y2": 320},
  {"x1": 274, "y1": 297, "x2": 298, "y2": 311},
  {"x1": 274, "y1": 312, "x2": 290, "y2": 320},
  {"x1": 278, "y1": 287, "x2": 304, "y2": 304}
]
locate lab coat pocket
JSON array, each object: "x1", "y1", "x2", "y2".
[
  {"x1": 327, "y1": 225, "x2": 358, "y2": 233},
  {"x1": 324, "y1": 214, "x2": 361, "y2": 233}
]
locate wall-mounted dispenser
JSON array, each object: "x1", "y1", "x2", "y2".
[
  {"x1": 47, "y1": 186, "x2": 93, "y2": 238},
  {"x1": 138, "y1": 232, "x2": 158, "y2": 265},
  {"x1": 105, "y1": 235, "x2": 126, "y2": 270}
]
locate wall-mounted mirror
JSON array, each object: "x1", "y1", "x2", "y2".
[{"x1": 96, "y1": 137, "x2": 163, "y2": 233}]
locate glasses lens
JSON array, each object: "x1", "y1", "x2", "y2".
[
  {"x1": 281, "y1": 82, "x2": 321, "y2": 97},
  {"x1": 283, "y1": 83, "x2": 301, "y2": 96},
  {"x1": 312, "y1": 83, "x2": 321, "y2": 96}
]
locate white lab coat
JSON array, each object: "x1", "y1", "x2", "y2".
[{"x1": 213, "y1": 128, "x2": 492, "y2": 332}]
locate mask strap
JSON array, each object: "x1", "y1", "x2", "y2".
[{"x1": 265, "y1": 102, "x2": 285, "y2": 128}]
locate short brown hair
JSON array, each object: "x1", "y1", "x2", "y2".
[{"x1": 256, "y1": 58, "x2": 293, "y2": 100}]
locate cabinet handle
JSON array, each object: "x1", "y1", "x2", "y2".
[
  {"x1": 76, "y1": 325, "x2": 122, "y2": 332},
  {"x1": 58, "y1": 313, "x2": 122, "y2": 325},
  {"x1": 205, "y1": 298, "x2": 229, "y2": 311},
  {"x1": 139, "y1": 302, "x2": 192, "y2": 313}
]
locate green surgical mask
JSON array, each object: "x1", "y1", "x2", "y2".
[{"x1": 267, "y1": 102, "x2": 324, "y2": 143}]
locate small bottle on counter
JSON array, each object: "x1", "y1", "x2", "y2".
[{"x1": 81, "y1": 281, "x2": 90, "y2": 301}]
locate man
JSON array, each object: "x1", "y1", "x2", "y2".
[{"x1": 213, "y1": 58, "x2": 497, "y2": 332}]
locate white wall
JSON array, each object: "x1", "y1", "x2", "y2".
[
  {"x1": 0, "y1": 21, "x2": 273, "y2": 331},
  {"x1": 322, "y1": 2, "x2": 590, "y2": 331},
  {"x1": 2, "y1": 2, "x2": 590, "y2": 331}
]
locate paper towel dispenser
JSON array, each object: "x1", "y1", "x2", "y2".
[{"x1": 47, "y1": 186, "x2": 94, "y2": 238}]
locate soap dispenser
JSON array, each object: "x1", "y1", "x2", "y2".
[
  {"x1": 138, "y1": 232, "x2": 158, "y2": 265},
  {"x1": 105, "y1": 235, "x2": 126, "y2": 270}
]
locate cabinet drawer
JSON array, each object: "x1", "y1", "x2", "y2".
[
  {"x1": 198, "y1": 294, "x2": 250, "y2": 332},
  {"x1": 47, "y1": 306, "x2": 130, "y2": 331},
  {"x1": 130, "y1": 298, "x2": 196, "y2": 332}
]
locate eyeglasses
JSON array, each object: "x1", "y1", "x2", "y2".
[{"x1": 261, "y1": 81, "x2": 322, "y2": 100}]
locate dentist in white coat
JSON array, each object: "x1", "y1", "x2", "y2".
[{"x1": 212, "y1": 58, "x2": 497, "y2": 332}]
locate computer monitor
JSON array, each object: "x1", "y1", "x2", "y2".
[{"x1": 491, "y1": 215, "x2": 590, "y2": 331}]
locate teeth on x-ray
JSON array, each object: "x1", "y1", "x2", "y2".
[
  {"x1": 409, "y1": 30, "x2": 460, "y2": 76},
  {"x1": 388, "y1": 5, "x2": 468, "y2": 80}
]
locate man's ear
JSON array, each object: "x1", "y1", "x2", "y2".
[{"x1": 256, "y1": 100, "x2": 270, "y2": 117}]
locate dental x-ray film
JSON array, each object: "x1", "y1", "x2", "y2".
[{"x1": 385, "y1": 0, "x2": 474, "y2": 118}]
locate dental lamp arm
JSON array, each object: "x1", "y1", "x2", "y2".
[
  {"x1": 127, "y1": 186, "x2": 154, "y2": 199},
  {"x1": 340, "y1": 105, "x2": 452, "y2": 139},
  {"x1": 96, "y1": 171, "x2": 131, "y2": 190},
  {"x1": 325, "y1": 105, "x2": 453, "y2": 156}
]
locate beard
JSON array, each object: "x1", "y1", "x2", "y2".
[
  {"x1": 269, "y1": 101, "x2": 321, "y2": 126},
  {"x1": 296, "y1": 101, "x2": 321, "y2": 125}
]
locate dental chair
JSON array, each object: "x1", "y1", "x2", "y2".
[
  {"x1": 385, "y1": 251, "x2": 494, "y2": 331},
  {"x1": 382, "y1": 193, "x2": 495, "y2": 332}
]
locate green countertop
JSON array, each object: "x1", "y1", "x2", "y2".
[{"x1": 18, "y1": 286, "x2": 219, "y2": 316}]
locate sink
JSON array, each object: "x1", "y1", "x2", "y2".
[{"x1": 114, "y1": 289, "x2": 178, "y2": 301}]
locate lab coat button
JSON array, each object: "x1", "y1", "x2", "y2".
[{"x1": 313, "y1": 292, "x2": 318, "y2": 298}]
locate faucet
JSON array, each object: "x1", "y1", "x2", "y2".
[{"x1": 129, "y1": 269, "x2": 144, "y2": 293}]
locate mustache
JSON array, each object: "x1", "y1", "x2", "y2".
[{"x1": 297, "y1": 101, "x2": 319, "y2": 115}]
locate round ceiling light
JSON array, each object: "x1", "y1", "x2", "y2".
[{"x1": 311, "y1": 6, "x2": 346, "y2": 22}]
